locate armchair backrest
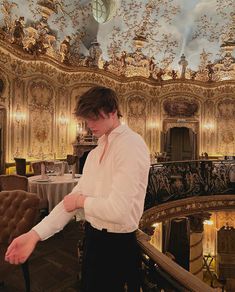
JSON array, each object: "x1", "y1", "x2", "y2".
[
  {"x1": 0, "y1": 190, "x2": 40, "y2": 244},
  {"x1": 0, "y1": 174, "x2": 28, "y2": 191}
]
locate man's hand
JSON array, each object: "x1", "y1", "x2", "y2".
[
  {"x1": 63, "y1": 193, "x2": 86, "y2": 212},
  {"x1": 5, "y1": 230, "x2": 40, "y2": 265}
]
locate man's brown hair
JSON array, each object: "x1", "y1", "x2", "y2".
[{"x1": 74, "y1": 86, "x2": 122, "y2": 119}]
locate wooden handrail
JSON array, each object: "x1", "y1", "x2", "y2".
[{"x1": 137, "y1": 229, "x2": 214, "y2": 292}]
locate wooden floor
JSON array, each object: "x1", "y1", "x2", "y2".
[{"x1": 1, "y1": 220, "x2": 83, "y2": 292}]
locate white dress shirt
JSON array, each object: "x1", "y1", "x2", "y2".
[{"x1": 33, "y1": 124, "x2": 150, "y2": 240}]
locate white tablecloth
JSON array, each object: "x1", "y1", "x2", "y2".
[{"x1": 28, "y1": 174, "x2": 80, "y2": 212}]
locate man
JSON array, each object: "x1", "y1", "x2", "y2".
[{"x1": 5, "y1": 86, "x2": 150, "y2": 292}]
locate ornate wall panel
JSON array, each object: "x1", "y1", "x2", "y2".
[
  {"x1": 202, "y1": 99, "x2": 216, "y2": 154},
  {"x1": 216, "y1": 98, "x2": 235, "y2": 155},
  {"x1": 57, "y1": 86, "x2": 71, "y2": 157},
  {"x1": 27, "y1": 79, "x2": 54, "y2": 159},
  {"x1": 127, "y1": 95, "x2": 147, "y2": 138},
  {"x1": 12, "y1": 78, "x2": 25, "y2": 158}
]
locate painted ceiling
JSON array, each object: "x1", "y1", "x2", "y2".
[{"x1": 0, "y1": 0, "x2": 235, "y2": 74}]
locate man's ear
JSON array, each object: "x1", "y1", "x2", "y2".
[{"x1": 110, "y1": 110, "x2": 117, "y2": 118}]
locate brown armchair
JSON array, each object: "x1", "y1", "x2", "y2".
[
  {"x1": 0, "y1": 190, "x2": 40, "y2": 292},
  {"x1": 0, "y1": 174, "x2": 28, "y2": 191}
]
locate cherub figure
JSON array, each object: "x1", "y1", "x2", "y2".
[
  {"x1": 1, "y1": 0, "x2": 18, "y2": 32},
  {"x1": 12, "y1": 16, "x2": 25, "y2": 46},
  {"x1": 206, "y1": 61, "x2": 214, "y2": 81},
  {"x1": 156, "y1": 68, "x2": 165, "y2": 81},
  {"x1": 60, "y1": 35, "x2": 71, "y2": 63},
  {"x1": 120, "y1": 51, "x2": 126, "y2": 67},
  {"x1": 170, "y1": 69, "x2": 177, "y2": 80},
  {"x1": 149, "y1": 56, "x2": 156, "y2": 78},
  {"x1": 190, "y1": 71, "x2": 197, "y2": 80}
]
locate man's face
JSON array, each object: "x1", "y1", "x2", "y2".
[{"x1": 82, "y1": 111, "x2": 117, "y2": 138}]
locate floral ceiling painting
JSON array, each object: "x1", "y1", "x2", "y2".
[{"x1": 0, "y1": 0, "x2": 234, "y2": 81}]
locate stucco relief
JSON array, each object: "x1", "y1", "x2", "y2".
[
  {"x1": 163, "y1": 98, "x2": 199, "y2": 117},
  {"x1": 33, "y1": 115, "x2": 49, "y2": 143},
  {"x1": 204, "y1": 99, "x2": 214, "y2": 121},
  {"x1": 217, "y1": 98, "x2": 235, "y2": 119},
  {"x1": 216, "y1": 98, "x2": 235, "y2": 155},
  {"x1": 29, "y1": 111, "x2": 53, "y2": 156},
  {"x1": 0, "y1": 73, "x2": 8, "y2": 104},
  {"x1": 27, "y1": 80, "x2": 54, "y2": 157},
  {"x1": 164, "y1": 121, "x2": 198, "y2": 134},
  {"x1": 127, "y1": 96, "x2": 146, "y2": 137},
  {"x1": 28, "y1": 80, "x2": 54, "y2": 111}
]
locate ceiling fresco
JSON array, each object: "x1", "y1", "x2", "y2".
[{"x1": 0, "y1": 0, "x2": 234, "y2": 81}]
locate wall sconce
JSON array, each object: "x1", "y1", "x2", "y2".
[
  {"x1": 120, "y1": 117, "x2": 126, "y2": 125},
  {"x1": 59, "y1": 112, "x2": 68, "y2": 126},
  {"x1": 203, "y1": 219, "x2": 213, "y2": 225},
  {"x1": 148, "y1": 120, "x2": 159, "y2": 129},
  {"x1": 151, "y1": 222, "x2": 160, "y2": 228},
  {"x1": 204, "y1": 123, "x2": 214, "y2": 130},
  {"x1": 14, "y1": 104, "x2": 25, "y2": 125}
]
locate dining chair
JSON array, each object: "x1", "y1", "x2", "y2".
[
  {"x1": 31, "y1": 161, "x2": 43, "y2": 175},
  {"x1": 0, "y1": 190, "x2": 40, "y2": 292},
  {"x1": 0, "y1": 174, "x2": 28, "y2": 191},
  {"x1": 14, "y1": 157, "x2": 26, "y2": 176},
  {"x1": 66, "y1": 155, "x2": 78, "y2": 166},
  {"x1": 0, "y1": 174, "x2": 48, "y2": 219}
]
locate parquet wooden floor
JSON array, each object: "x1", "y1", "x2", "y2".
[{"x1": 0, "y1": 220, "x2": 83, "y2": 292}]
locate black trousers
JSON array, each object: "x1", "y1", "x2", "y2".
[{"x1": 81, "y1": 222, "x2": 141, "y2": 292}]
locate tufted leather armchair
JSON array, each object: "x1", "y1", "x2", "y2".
[
  {"x1": 0, "y1": 174, "x2": 28, "y2": 191},
  {"x1": 0, "y1": 190, "x2": 40, "y2": 291}
]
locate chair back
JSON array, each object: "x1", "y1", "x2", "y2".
[
  {"x1": 0, "y1": 174, "x2": 28, "y2": 191},
  {"x1": 0, "y1": 190, "x2": 39, "y2": 291},
  {"x1": 14, "y1": 158, "x2": 26, "y2": 176},
  {"x1": 66, "y1": 155, "x2": 78, "y2": 165},
  {"x1": 0, "y1": 190, "x2": 40, "y2": 243},
  {"x1": 31, "y1": 161, "x2": 43, "y2": 175}
]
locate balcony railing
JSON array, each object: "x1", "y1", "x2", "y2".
[
  {"x1": 137, "y1": 230, "x2": 214, "y2": 292},
  {"x1": 145, "y1": 159, "x2": 235, "y2": 209}
]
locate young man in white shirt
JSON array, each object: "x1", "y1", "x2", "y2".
[{"x1": 5, "y1": 86, "x2": 150, "y2": 292}]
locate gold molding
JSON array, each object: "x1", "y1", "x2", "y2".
[{"x1": 140, "y1": 195, "x2": 235, "y2": 230}]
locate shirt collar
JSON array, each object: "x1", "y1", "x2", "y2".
[{"x1": 98, "y1": 124, "x2": 127, "y2": 145}]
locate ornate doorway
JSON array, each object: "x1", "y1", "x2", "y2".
[
  {"x1": 162, "y1": 120, "x2": 199, "y2": 161},
  {"x1": 166, "y1": 127, "x2": 194, "y2": 161}
]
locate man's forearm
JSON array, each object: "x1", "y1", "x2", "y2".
[{"x1": 33, "y1": 201, "x2": 76, "y2": 240}]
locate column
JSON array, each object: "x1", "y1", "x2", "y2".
[{"x1": 188, "y1": 213, "x2": 210, "y2": 280}]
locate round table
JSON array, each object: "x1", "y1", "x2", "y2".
[{"x1": 28, "y1": 174, "x2": 80, "y2": 212}]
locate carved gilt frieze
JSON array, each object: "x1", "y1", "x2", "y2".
[
  {"x1": 163, "y1": 97, "x2": 199, "y2": 117},
  {"x1": 140, "y1": 195, "x2": 235, "y2": 229},
  {"x1": 163, "y1": 121, "x2": 198, "y2": 134}
]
